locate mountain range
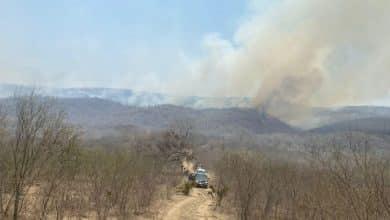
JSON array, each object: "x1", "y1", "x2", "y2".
[
  {"x1": 0, "y1": 97, "x2": 294, "y2": 138},
  {"x1": 0, "y1": 83, "x2": 252, "y2": 109},
  {"x1": 2, "y1": 84, "x2": 390, "y2": 137}
]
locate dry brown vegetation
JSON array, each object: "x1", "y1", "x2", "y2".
[
  {"x1": 0, "y1": 94, "x2": 192, "y2": 220},
  {"x1": 2, "y1": 93, "x2": 390, "y2": 220},
  {"x1": 214, "y1": 138, "x2": 390, "y2": 220}
]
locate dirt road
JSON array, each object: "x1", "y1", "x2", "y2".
[{"x1": 160, "y1": 188, "x2": 229, "y2": 220}]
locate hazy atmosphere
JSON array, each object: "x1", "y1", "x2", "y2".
[
  {"x1": 1, "y1": 0, "x2": 389, "y2": 107},
  {"x1": 1, "y1": 1, "x2": 390, "y2": 220}
]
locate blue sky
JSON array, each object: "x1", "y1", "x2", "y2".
[
  {"x1": 1, "y1": 0, "x2": 389, "y2": 107},
  {"x1": 0, "y1": 0, "x2": 253, "y2": 90}
]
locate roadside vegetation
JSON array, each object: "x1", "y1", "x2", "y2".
[
  {"x1": 2, "y1": 94, "x2": 390, "y2": 220},
  {"x1": 214, "y1": 137, "x2": 390, "y2": 220},
  {"x1": 0, "y1": 94, "x2": 192, "y2": 220}
]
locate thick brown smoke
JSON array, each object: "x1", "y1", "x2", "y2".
[{"x1": 181, "y1": 0, "x2": 390, "y2": 123}]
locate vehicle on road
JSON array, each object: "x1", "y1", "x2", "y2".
[
  {"x1": 187, "y1": 164, "x2": 209, "y2": 188},
  {"x1": 194, "y1": 173, "x2": 208, "y2": 188},
  {"x1": 196, "y1": 167, "x2": 207, "y2": 174}
]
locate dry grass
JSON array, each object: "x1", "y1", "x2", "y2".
[
  {"x1": 214, "y1": 142, "x2": 390, "y2": 220},
  {"x1": 0, "y1": 94, "x2": 193, "y2": 220}
]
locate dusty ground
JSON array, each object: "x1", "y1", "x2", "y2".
[
  {"x1": 136, "y1": 167, "x2": 232, "y2": 220},
  {"x1": 159, "y1": 188, "x2": 230, "y2": 220},
  {"x1": 137, "y1": 186, "x2": 231, "y2": 220}
]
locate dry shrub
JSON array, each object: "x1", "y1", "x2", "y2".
[
  {"x1": 0, "y1": 94, "x2": 189, "y2": 220},
  {"x1": 215, "y1": 141, "x2": 390, "y2": 220},
  {"x1": 182, "y1": 182, "x2": 194, "y2": 196},
  {"x1": 81, "y1": 148, "x2": 163, "y2": 219}
]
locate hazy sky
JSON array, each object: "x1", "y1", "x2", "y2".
[
  {"x1": 1, "y1": 0, "x2": 389, "y2": 107},
  {"x1": 0, "y1": 0, "x2": 261, "y2": 91}
]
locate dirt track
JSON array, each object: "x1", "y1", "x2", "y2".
[{"x1": 160, "y1": 188, "x2": 229, "y2": 220}]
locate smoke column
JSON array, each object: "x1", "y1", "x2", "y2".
[{"x1": 182, "y1": 0, "x2": 390, "y2": 122}]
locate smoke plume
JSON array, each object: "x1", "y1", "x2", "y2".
[{"x1": 183, "y1": 0, "x2": 390, "y2": 122}]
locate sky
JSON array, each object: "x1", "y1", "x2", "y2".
[
  {"x1": 1, "y1": 0, "x2": 389, "y2": 109},
  {"x1": 0, "y1": 0, "x2": 256, "y2": 91}
]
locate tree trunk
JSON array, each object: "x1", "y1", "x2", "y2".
[{"x1": 13, "y1": 185, "x2": 20, "y2": 220}]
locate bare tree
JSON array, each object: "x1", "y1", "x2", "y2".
[
  {"x1": 37, "y1": 131, "x2": 79, "y2": 220},
  {"x1": 8, "y1": 93, "x2": 78, "y2": 220},
  {"x1": 154, "y1": 120, "x2": 195, "y2": 167},
  {"x1": 216, "y1": 152, "x2": 263, "y2": 220},
  {"x1": 0, "y1": 106, "x2": 12, "y2": 216}
]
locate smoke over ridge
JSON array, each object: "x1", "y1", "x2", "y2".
[{"x1": 181, "y1": 0, "x2": 390, "y2": 122}]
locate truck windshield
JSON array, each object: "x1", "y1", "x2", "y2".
[{"x1": 195, "y1": 174, "x2": 207, "y2": 181}]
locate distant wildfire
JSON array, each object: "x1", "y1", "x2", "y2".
[{"x1": 179, "y1": 0, "x2": 390, "y2": 122}]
